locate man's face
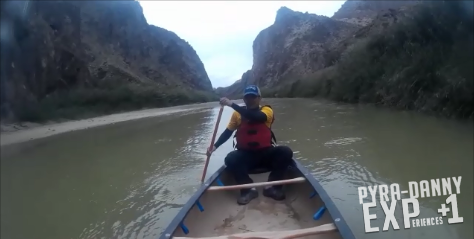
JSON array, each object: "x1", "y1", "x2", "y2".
[{"x1": 243, "y1": 94, "x2": 260, "y2": 108}]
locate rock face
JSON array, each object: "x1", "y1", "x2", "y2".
[
  {"x1": 251, "y1": 7, "x2": 359, "y2": 88},
  {"x1": 217, "y1": 1, "x2": 417, "y2": 97},
  {"x1": 215, "y1": 70, "x2": 251, "y2": 98},
  {"x1": 0, "y1": 1, "x2": 213, "y2": 120},
  {"x1": 332, "y1": 0, "x2": 417, "y2": 26}
]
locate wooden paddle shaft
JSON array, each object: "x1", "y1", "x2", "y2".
[{"x1": 201, "y1": 105, "x2": 224, "y2": 183}]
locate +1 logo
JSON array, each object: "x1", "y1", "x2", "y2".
[{"x1": 438, "y1": 204, "x2": 450, "y2": 217}]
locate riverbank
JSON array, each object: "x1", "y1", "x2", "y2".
[{"x1": 0, "y1": 102, "x2": 221, "y2": 147}]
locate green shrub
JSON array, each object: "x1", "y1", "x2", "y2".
[{"x1": 13, "y1": 83, "x2": 218, "y2": 122}]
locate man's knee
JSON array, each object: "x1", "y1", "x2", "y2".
[
  {"x1": 224, "y1": 150, "x2": 242, "y2": 168},
  {"x1": 274, "y1": 145, "x2": 293, "y2": 160},
  {"x1": 270, "y1": 146, "x2": 293, "y2": 168}
]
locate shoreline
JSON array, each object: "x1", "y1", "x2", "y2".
[{"x1": 0, "y1": 102, "x2": 220, "y2": 147}]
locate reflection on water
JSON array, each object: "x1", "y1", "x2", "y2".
[
  {"x1": 1, "y1": 99, "x2": 472, "y2": 239},
  {"x1": 1, "y1": 109, "x2": 217, "y2": 239},
  {"x1": 273, "y1": 99, "x2": 472, "y2": 239}
]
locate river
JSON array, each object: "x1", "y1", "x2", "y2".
[{"x1": 1, "y1": 98, "x2": 472, "y2": 239}]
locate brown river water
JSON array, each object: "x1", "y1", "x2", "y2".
[{"x1": 1, "y1": 98, "x2": 472, "y2": 239}]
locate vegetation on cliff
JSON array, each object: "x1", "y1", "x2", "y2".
[
  {"x1": 15, "y1": 83, "x2": 217, "y2": 122},
  {"x1": 261, "y1": 1, "x2": 473, "y2": 118},
  {"x1": 1, "y1": 1, "x2": 217, "y2": 123}
]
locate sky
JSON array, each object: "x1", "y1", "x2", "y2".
[{"x1": 138, "y1": 1, "x2": 345, "y2": 88}]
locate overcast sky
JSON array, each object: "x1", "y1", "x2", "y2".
[{"x1": 138, "y1": 1, "x2": 345, "y2": 88}]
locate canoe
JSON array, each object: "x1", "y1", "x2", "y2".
[{"x1": 159, "y1": 159, "x2": 355, "y2": 239}]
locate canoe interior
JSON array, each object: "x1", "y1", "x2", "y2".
[{"x1": 171, "y1": 167, "x2": 343, "y2": 239}]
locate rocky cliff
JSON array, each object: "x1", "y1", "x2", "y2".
[
  {"x1": 218, "y1": 1, "x2": 472, "y2": 118},
  {"x1": 215, "y1": 70, "x2": 251, "y2": 98},
  {"x1": 1, "y1": 0, "x2": 215, "y2": 122},
  {"x1": 332, "y1": 0, "x2": 418, "y2": 26},
  {"x1": 217, "y1": 1, "x2": 419, "y2": 98},
  {"x1": 251, "y1": 7, "x2": 360, "y2": 88},
  {"x1": 226, "y1": 0, "x2": 472, "y2": 118}
]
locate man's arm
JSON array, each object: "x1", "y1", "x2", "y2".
[
  {"x1": 214, "y1": 112, "x2": 238, "y2": 148},
  {"x1": 230, "y1": 103, "x2": 267, "y2": 122},
  {"x1": 214, "y1": 129, "x2": 233, "y2": 148}
]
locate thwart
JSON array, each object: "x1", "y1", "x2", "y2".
[{"x1": 175, "y1": 223, "x2": 337, "y2": 239}]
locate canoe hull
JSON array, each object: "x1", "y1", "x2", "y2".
[{"x1": 159, "y1": 160, "x2": 355, "y2": 239}]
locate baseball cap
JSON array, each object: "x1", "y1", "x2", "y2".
[{"x1": 243, "y1": 85, "x2": 261, "y2": 96}]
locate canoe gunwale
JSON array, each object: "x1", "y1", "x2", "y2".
[
  {"x1": 159, "y1": 159, "x2": 356, "y2": 239},
  {"x1": 291, "y1": 160, "x2": 356, "y2": 239},
  {"x1": 173, "y1": 222, "x2": 338, "y2": 239},
  {"x1": 158, "y1": 165, "x2": 226, "y2": 239}
]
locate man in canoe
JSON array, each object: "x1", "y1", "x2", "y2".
[{"x1": 207, "y1": 85, "x2": 294, "y2": 205}]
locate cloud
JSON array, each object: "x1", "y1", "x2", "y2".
[{"x1": 138, "y1": 1, "x2": 345, "y2": 87}]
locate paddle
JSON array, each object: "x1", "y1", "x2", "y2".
[{"x1": 200, "y1": 105, "x2": 224, "y2": 183}]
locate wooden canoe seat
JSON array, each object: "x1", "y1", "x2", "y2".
[
  {"x1": 173, "y1": 223, "x2": 337, "y2": 239},
  {"x1": 248, "y1": 166, "x2": 271, "y2": 174},
  {"x1": 246, "y1": 160, "x2": 297, "y2": 174},
  {"x1": 208, "y1": 177, "x2": 306, "y2": 191}
]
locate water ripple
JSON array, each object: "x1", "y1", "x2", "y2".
[
  {"x1": 2, "y1": 99, "x2": 471, "y2": 239},
  {"x1": 324, "y1": 137, "x2": 363, "y2": 147}
]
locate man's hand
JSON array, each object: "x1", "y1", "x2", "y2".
[
  {"x1": 219, "y1": 97, "x2": 233, "y2": 107},
  {"x1": 206, "y1": 145, "x2": 217, "y2": 157}
]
